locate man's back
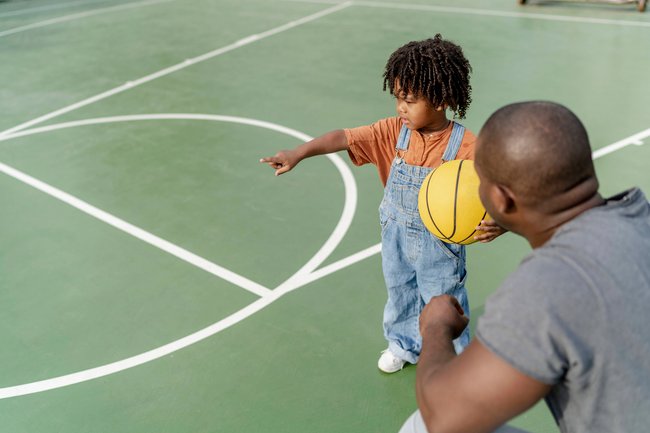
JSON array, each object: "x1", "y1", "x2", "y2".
[{"x1": 477, "y1": 187, "x2": 650, "y2": 432}]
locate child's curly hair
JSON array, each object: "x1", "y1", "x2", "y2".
[{"x1": 383, "y1": 34, "x2": 472, "y2": 119}]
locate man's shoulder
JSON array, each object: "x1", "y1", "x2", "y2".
[{"x1": 497, "y1": 250, "x2": 585, "y2": 300}]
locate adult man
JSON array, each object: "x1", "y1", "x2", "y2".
[{"x1": 400, "y1": 101, "x2": 650, "y2": 433}]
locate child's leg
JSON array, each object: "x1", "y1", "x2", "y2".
[
  {"x1": 381, "y1": 218, "x2": 421, "y2": 365},
  {"x1": 415, "y1": 233, "x2": 471, "y2": 356}
]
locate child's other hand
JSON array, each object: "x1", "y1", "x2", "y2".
[
  {"x1": 474, "y1": 219, "x2": 507, "y2": 243},
  {"x1": 260, "y1": 149, "x2": 301, "y2": 176}
]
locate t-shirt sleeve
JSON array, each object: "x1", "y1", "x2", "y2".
[
  {"x1": 457, "y1": 128, "x2": 476, "y2": 161},
  {"x1": 476, "y1": 252, "x2": 598, "y2": 385},
  {"x1": 344, "y1": 117, "x2": 399, "y2": 167}
]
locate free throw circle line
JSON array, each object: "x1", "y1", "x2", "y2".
[{"x1": 0, "y1": 114, "x2": 357, "y2": 398}]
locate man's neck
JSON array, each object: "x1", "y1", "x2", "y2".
[{"x1": 527, "y1": 190, "x2": 605, "y2": 248}]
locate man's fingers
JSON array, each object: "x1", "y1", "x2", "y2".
[
  {"x1": 445, "y1": 296, "x2": 470, "y2": 328},
  {"x1": 449, "y1": 296, "x2": 465, "y2": 315}
]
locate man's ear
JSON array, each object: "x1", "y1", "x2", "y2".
[{"x1": 493, "y1": 184, "x2": 516, "y2": 215}]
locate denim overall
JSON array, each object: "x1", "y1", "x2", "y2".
[{"x1": 379, "y1": 123, "x2": 470, "y2": 364}]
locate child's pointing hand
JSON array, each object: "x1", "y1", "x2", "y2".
[{"x1": 260, "y1": 149, "x2": 302, "y2": 176}]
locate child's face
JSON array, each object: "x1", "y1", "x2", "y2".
[{"x1": 393, "y1": 82, "x2": 445, "y2": 132}]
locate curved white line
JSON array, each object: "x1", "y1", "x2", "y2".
[
  {"x1": 0, "y1": 114, "x2": 357, "y2": 399},
  {"x1": 0, "y1": 294, "x2": 277, "y2": 399}
]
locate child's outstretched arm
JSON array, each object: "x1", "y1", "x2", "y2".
[{"x1": 260, "y1": 129, "x2": 348, "y2": 176}]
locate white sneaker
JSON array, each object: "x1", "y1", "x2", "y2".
[{"x1": 377, "y1": 349, "x2": 406, "y2": 373}]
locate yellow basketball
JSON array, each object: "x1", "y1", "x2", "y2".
[{"x1": 418, "y1": 159, "x2": 487, "y2": 245}]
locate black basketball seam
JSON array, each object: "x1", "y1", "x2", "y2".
[
  {"x1": 447, "y1": 160, "x2": 463, "y2": 240},
  {"x1": 457, "y1": 209, "x2": 488, "y2": 244},
  {"x1": 425, "y1": 167, "x2": 453, "y2": 241}
]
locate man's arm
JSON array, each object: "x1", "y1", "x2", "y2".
[{"x1": 416, "y1": 295, "x2": 552, "y2": 433}]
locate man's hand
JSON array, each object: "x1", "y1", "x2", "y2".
[
  {"x1": 419, "y1": 295, "x2": 469, "y2": 341},
  {"x1": 260, "y1": 149, "x2": 303, "y2": 176},
  {"x1": 416, "y1": 297, "x2": 551, "y2": 433},
  {"x1": 474, "y1": 219, "x2": 507, "y2": 243}
]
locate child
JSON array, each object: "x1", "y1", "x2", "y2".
[{"x1": 261, "y1": 35, "x2": 503, "y2": 373}]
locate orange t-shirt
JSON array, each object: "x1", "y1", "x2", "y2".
[{"x1": 345, "y1": 117, "x2": 476, "y2": 186}]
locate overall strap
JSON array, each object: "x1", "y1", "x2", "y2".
[
  {"x1": 441, "y1": 122, "x2": 465, "y2": 161},
  {"x1": 396, "y1": 124, "x2": 411, "y2": 151}
]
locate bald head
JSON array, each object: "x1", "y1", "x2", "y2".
[{"x1": 476, "y1": 101, "x2": 596, "y2": 206}]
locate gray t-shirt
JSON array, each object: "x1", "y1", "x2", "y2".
[{"x1": 477, "y1": 188, "x2": 650, "y2": 433}]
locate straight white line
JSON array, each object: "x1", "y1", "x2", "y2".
[
  {"x1": 0, "y1": 1, "x2": 352, "y2": 138},
  {"x1": 0, "y1": 0, "x2": 109, "y2": 18},
  {"x1": 280, "y1": 0, "x2": 345, "y2": 4},
  {"x1": 0, "y1": 0, "x2": 175, "y2": 38},
  {"x1": 592, "y1": 128, "x2": 650, "y2": 159},
  {"x1": 291, "y1": 243, "x2": 382, "y2": 288},
  {"x1": 349, "y1": 0, "x2": 650, "y2": 27},
  {"x1": 0, "y1": 161, "x2": 272, "y2": 298}
]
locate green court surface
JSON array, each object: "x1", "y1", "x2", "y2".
[{"x1": 1, "y1": 0, "x2": 649, "y2": 432}]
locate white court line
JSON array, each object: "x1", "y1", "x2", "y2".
[
  {"x1": 1, "y1": 119, "x2": 644, "y2": 399},
  {"x1": 0, "y1": 293, "x2": 280, "y2": 399},
  {"x1": 274, "y1": 151, "x2": 358, "y2": 290},
  {"x1": 0, "y1": 1, "x2": 352, "y2": 138},
  {"x1": 353, "y1": 0, "x2": 650, "y2": 27},
  {"x1": 0, "y1": 0, "x2": 175, "y2": 38},
  {"x1": 0, "y1": 113, "x2": 357, "y2": 294},
  {"x1": 0, "y1": 0, "x2": 110, "y2": 19},
  {"x1": 0, "y1": 0, "x2": 644, "y2": 398},
  {"x1": 0, "y1": 240, "x2": 381, "y2": 399},
  {"x1": 0, "y1": 113, "x2": 357, "y2": 398},
  {"x1": 592, "y1": 128, "x2": 650, "y2": 159},
  {"x1": 280, "y1": 125, "x2": 650, "y2": 291},
  {"x1": 296, "y1": 243, "x2": 382, "y2": 286},
  {"x1": 281, "y1": 0, "x2": 650, "y2": 27},
  {"x1": 0, "y1": 160, "x2": 271, "y2": 298},
  {"x1": 0, "y1": 242, "x2": 380, "y2": 400}
]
